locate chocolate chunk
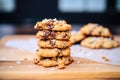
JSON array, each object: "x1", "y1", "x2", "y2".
[
  {"x1": 102, "y1": 56, "x2": 110, "y2": 61},
  {"x1": 50, "y1": 32, "x2": 56, "y2": 38},
  {"x1": 99, "y1": 31, "x2": 102, "y2": 36},
  {"x1": 43, "y1": 30, "x2": 50, "y2": 39},
  {"x1": 36, "y1": 49, "x2": 39, "y2": 52},
  {"x1": 49, "y1": 40, "x2": 56, "y2": 46},
  {"x1": 89, "y1": 41, "x2": 94, "y2": 44},
  {"x1": 46, "y1": 20, "x2": 55, "y2": 29}
]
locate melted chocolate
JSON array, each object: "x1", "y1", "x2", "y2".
[
  {"x1": 43, "y1": 31, "x2": 57, "y2": 39},
  {"x1": 99, "y1": 31, "x2": 102, "y2": 36},
  {"x1": 43, "y1": 30, "x2": 50, "y2": 39},
  {"x1": 50, "y1": 32, "x2": 56, "y2": 38}
]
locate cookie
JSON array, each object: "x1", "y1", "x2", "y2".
[
  {"x1": 34, "y1": 18, "x2": 72, "y2": 31},
  {"x1": 34, "y1": 56, "x2": 73, "y2": 69},
  {"x1": 38, "y1": 39, "x2": 72, "y2": 48},
  {"x1": 36, "y1": 48, "x2": 70, "y2": 57},
  {"x1": 80, "y1": 23, "x2": 112, "y2": 37},
  {"x1": 81, "y1": 37, "x2": 119, "y2": 49},
  {"x1": 34, "y1": 55, "x2": 58, "y2": 67},
  {"x1": 70, "y1": 31, "x2": 86, "y2": 44},
  {"x1": 36, "y1": 30, "x2": 71, "y2": 40}
]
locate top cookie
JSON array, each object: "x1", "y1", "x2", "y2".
[
  {"x1": 80, "y1": 23, "x2": 112, "y2": 37},
  {"x1": 34, "y1": 18, "x2": 72, "y2": 31}
]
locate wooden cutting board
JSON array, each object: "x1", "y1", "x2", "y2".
[{"x1": 0, "y1": 35, "x2": 120, "y2": 80}]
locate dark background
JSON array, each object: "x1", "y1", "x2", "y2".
[
  {"x1": 0, "y1": 0, "x2": 120, "y2": 24},
  {"x1": 0, "y1": 0, "x2": 120, "y2": 37}
]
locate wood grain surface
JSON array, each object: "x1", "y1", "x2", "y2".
[{"x1": 0, "y1": 35, "x2": 120, "y2": 80}]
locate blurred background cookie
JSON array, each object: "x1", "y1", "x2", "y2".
[
  {"x1": 80, "y1": 23, "x2": 112, "y2": 37},
  {"x1": 70, "y1": 31, "x2": 86, "y2": 44},
  {"x1": 81, "y1": 37, "x2": 119, "y2": 49}
]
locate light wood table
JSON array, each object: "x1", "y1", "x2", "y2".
[{"x1": 0, "y1": 35, "x2": 120, "y2": 80}]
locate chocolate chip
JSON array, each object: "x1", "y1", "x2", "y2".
[
  {"x1": 50, "y1": 32, "x2": 56, "y2": 38},
  {"x1": 36, "y1": 49, "x2": 39, "y2": 52},
  {"x1": 47, "y1": 20, "x2": 55, "y2": 29},
  {"x1": 89, "y1": 41, "x2": 94, "y2": 44},
  {"x1": 49, "y1": 40, "x2": 56, "y2": 46},
  {"x1": 43, "y1": 30, "x2": 50, "y2": 39},
  {"x1": 102, "y1": 56, "x2": 110, "y2": 61},
  {"x1": 99, "y1": 31, "x2": 102, "y2": 36}
]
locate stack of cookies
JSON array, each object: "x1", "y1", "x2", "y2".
[
  {"x1": 34, "y1": 18, "x2": 73, "y2": 69},
  {"x1": 70, "y1": 23, "x2": 119, "y2": 49}
]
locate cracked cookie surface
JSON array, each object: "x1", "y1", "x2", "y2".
[
  {"x1": 34, "y1": 56, "x2": 73, "y2": 69},
  {"x1": 81, "y1": 37, "x2": 119, "y2": 49},
  {"x1": 80, "y1": 23, "x2": 112, "y2": 37},
  {"x1": 36, "y1": 48, "x2": 70, "y2": 57},
  {"x1": 38, "y1": 39, "x2": 72, "y2": 48},
  {"x1": 36, "y1": 30, "x2": 71, "y2": 40},
  {"x1": 34, "y1": 19, "x2": 72, "y2": 31}
]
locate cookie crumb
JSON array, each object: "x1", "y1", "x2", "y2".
[
  {"x1": 58, "y1": 64, "x2": 65, "y2": 69},
  {"x1": 76, "y1": 61, "x2": 80, "y2": 64},
  {"x1": 8, "y1": 66, "x2": 13, "y2": 69},
  {"x1": 84, "y1": 51, "x2": 87, "y2": 54},
  {"x1": 41, "y1": 68, "x2": 44, "y2": 71},
  {"x1": 16, "y1": 61, "x2": 21, "y2": 64},
  {"x1": 24, "y1": 58, "x2": 28, "y2": 61},
  {"x1": 102, "y1": 56, "x2": 110, "y2": 61},
  {"x1": 50, "y1": 68, "x2": 55, "y2": 71}
]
